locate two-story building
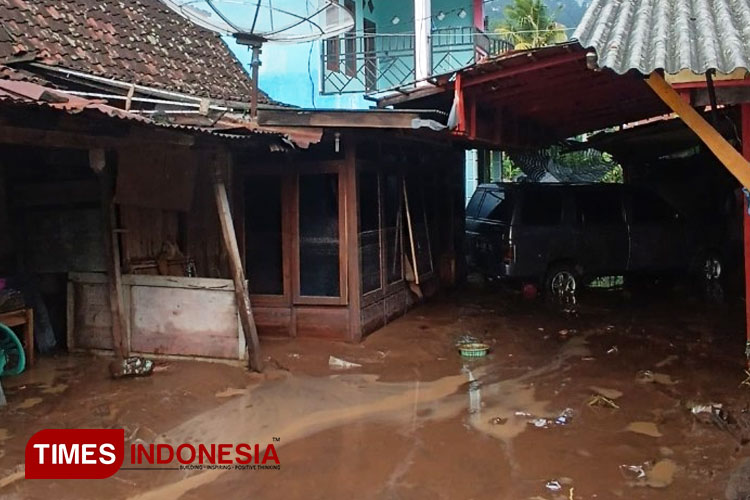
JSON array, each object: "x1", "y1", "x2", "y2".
[{"x1": 321, "y1": 0, "x2": 511, "y2": 94}]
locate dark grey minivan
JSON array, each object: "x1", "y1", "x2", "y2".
[{"x1": 466, "y1": 183, "x2": 722, "y2": 302}]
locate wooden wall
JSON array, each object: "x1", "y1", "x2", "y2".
[{"x1": 69, "y1": 273, "x2": 245, "y2": 360}]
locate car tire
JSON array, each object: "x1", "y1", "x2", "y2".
[
  {"x1": 696, "y1": 252, "x2": 724, "y2": 304},
  {"x1": 545, "y1": 263, "x2": 579, "y2": 308}
]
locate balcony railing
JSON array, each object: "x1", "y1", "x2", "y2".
[{"x1": 320, "y1": 27, "x2": 512, "y2": 95}]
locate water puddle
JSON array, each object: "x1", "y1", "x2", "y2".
[
  {"x1": 128, "y1": 330, "x2": 592, "y2": 499},
  {"x1": 16, "y1": 397, "x2": 42, "y2": 410},
  {"x1": 626, "y1": 421, "x2": 662, "y2": 437},
  {"x1": 645, "y1": 459, "x2": 677, "y2": 488}
]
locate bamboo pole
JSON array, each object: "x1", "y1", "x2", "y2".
[{"x1": 402, "y1": 179, "x2": 420, "y2": 285}]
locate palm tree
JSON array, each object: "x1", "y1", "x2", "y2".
[{"x1": 495, "y1": 0, "x2": 568, "y2": 50}]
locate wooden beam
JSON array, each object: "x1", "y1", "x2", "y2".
[
  {"x1": 344, "y1": 139, "x2": 362, "y2": 342},
  {"x1": 646, "y1": 72, "x2": 750, "y2": 188},
  {"x1": 463, "y1": 51, "x2": 584, "y2": 88},
  {"x1": 213, "y1": 151, "x2": 263, "y2": 372},
  {"x1": 742, "y1": 104, "x2": 750, "y2": 368},
  {"x1": 257, "y1": 109, "x2": 423, "y2": 129},
  {"x1": 98, "y1": 151, "x2": 129, "y2": 361}
]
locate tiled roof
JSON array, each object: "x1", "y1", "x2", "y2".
[
  {"x1": 573, "y1": 0, "x2": 750, "y2": 76},
  {"x1": 0, "y1": 0, "x2": 269, "y2": 103}
]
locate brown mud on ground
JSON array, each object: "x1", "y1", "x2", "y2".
[{"x1": 2, "y1": 284, "x2": 750, "y2": 499}]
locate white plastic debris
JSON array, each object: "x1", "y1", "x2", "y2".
[
  {"x1": 530, "y1": 418, "x2": 549, "y2": 428},
  {"x1": 691, "y1": 403, "x2": 723, "y2": 415},
  {"x1": 328, "y1": 356, "x2": 362, "y2": 370},
  {"x1": 545, "y1": 480, "x2": 562, "y2": 491},
  {"x1": 620, "y1": 464, "x2": 647, "y2": 480}
]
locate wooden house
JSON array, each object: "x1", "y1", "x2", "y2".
[{"x1": 0, "y1": 0, "x2": 466, "y2": 368}]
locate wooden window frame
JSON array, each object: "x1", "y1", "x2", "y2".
[
  {"x1": 292, "y1": 162, "x2": 349, "y2": 306},
  {"x1": 238, "y1": 169, "x2": 293, "y2": 308},
  {"x1": 357, "y1": 162, "x2": 384, "y2": 304}
]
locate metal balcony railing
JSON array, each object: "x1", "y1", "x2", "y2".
[{"x1": 320, "y1": 27, "x2": 512, "y2": 95}]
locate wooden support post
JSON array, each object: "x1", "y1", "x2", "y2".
[
  {"x1": 646, "y1": 73, "x2": 750, "y2": 188},
  {"x1": 96, "y1": 150, "x2": 129, "y2": 360},
  {"x1": 213, "y1": 152, "x2": 263, "y2": 372},
  {"x1": 344, "y1": 140, "x2": 362, "y2": 342},
  {"x1": 741, "y1": 104, "x2": 750, "y2": 367}
]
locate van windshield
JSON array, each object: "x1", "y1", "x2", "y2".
[{"x1": 478, "y1": 190, "x2": 514, "y2": 223}]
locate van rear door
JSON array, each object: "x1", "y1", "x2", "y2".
[{"x1": 472, "y1": 188, "x2": 515, "y2": 276}]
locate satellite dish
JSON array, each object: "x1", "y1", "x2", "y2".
[
  {"x1": 161, "y1": 0, "x2": 354, "y2": 43},
  {"x1": 161, "y1": 0, "x2": 354, "y2": 118}
]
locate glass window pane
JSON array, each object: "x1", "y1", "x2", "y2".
[
  {"x1": 245, "y1": 176, "x2": 283, "y2": 295},
  {"x1": 478, "y1": 190, "x2": 514, "y2": 222},
  {"x1": 359, "y1": 172, "x2": 381, "y2": 294},
  {"x1": 299, "y1": 173, "x2": 340, "y2": 297},
  {"x1": 384, "y1": 173, "x2": 403, "y2": 284},
  {"x1": 466, "y1": 190, "x2": 483, "y2": 216}
]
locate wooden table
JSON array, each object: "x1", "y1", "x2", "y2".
[{"x1": 0, "y1": 308, "x2": 34, "y2": 367}]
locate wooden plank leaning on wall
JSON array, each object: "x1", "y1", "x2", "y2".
[
  {"x1": 213, "y1": 149, "x2": 263, "y2": 372},
  {"x1": 91, "y1": 149, "x2": 129, "y2": 361}
]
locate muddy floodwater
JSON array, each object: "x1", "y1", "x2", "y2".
[{"x1": 2, "y1": 283, "x2": 750, "y2": 499}]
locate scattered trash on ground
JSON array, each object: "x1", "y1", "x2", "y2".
[
  {"x1": 328, "y1": 356, "x2": 362, "y2": 370},
  {"x1": 621, "y1": 459, "x2": 677, "y2": 488},
  {"x1": 545, "y1": 479, "x2": 562, "y2": 491},
  {"x1": 607, "y1": 345, "x2": 619, "y2": 355},
  {"x1": 690, "y1": 403, "x2": 723, "y2": 417},
  {"x1": 740, "y1": 369, "x2": 750, "y2": 388},
  {"x1": 588, "y1": 394, "x2": 620, "y2": 409},
  {"x1": 635, "y1": 370, "x2": 677, "y2": 385},
  {"x1": 626, "y1": 421, "x2": 663, "y2": 437},
  {"x1": 287, "y1": 353, "x2": 301, "y2": 359},
  {"x1": 527, "y1": 409, "x2": 574, "y2": 428},
  {"x1": 558, "y1": 329, "x2": 577, "y2": 340},
  {"x1": 109, "y1": 356, "x2": 154, "y2": 379},
  {"x1": 620, "y1": 463, "x2": 647, "y2": 480},
  {"x1": 490, "y1": 416, "x2": 507, "y2": 425}
]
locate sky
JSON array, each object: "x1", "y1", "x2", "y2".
[{"x1": 226, "y1": 38, "x2": 370, "y2": 109}]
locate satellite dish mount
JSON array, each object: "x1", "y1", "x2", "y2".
[{"x1": 160, "y1": 1, "x2": 355, "y2": 120}]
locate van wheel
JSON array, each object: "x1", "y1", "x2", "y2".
[
  {"x1": 697, "y1": 253, "x2": 724, "y2": 304},
  {"x1": 545, "y1": 264, "x2": 578, "y2": 308}
]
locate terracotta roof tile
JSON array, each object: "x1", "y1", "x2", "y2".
[{"x1": 0, "y1": 0, "x2": 269, "y2": 103}]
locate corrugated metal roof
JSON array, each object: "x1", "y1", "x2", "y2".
[{"x1": 573, "y1": 0, "x2": 750, "y2": 75}]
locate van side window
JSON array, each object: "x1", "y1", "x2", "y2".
[
  {"x1": 521, "y1": 191, "x2": 562, "y2": 226},
  {"x1": 466, "y1": 191, "x2": 484, "y2": 217},
  {"x1": 478, "y1": 190, "x2": 514, "y2": 222},
  {"x1": 577, "y1": 191, "x2": 623, "y2": 225},
  {"x1": 631, "y1": 191, "x2": 676, "y2": 223}
]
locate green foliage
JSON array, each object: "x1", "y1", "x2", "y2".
[
  {"x1": 493, "y1": 0, "x2": 568, "y2": 49},
  {"x1": 600, "y1": 163, "x2": 624, "y2": 184},
  {"x1": 501, "y1": 156, "x2": 523, "y2": 181}
]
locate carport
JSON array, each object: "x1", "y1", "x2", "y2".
[{"x1": 377, "y1": 0, "x2": 750, "y2": 365}]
